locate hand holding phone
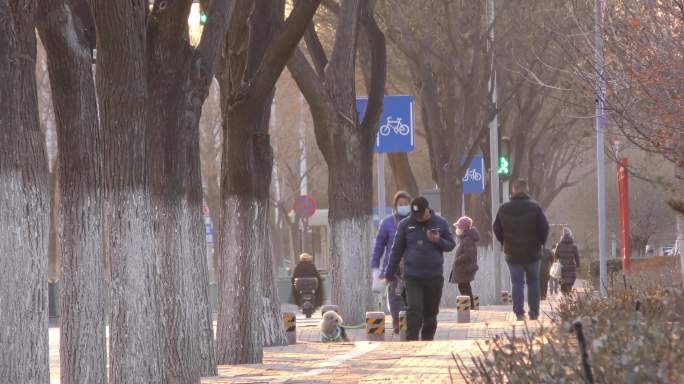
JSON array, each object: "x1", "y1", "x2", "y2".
[{"x1": 427, "y1": 228, "x2": 441, "y2": 243}]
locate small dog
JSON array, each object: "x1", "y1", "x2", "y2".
[{"x1": 319, "y1": 310, "x2": 349, "y2": 342}]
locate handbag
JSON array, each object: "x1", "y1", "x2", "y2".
[{"x1": 550, "y1": 261, "x2": 562, "y2": 279}]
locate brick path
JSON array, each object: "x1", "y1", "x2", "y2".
[{"x1": 202, "y1": 301, "x2": 556, "y2": 384}]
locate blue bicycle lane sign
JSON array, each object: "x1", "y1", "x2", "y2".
[
  {"x1": 462, "y1": 154, "x2": 486, "y2": 194},
  {"x1": 357, "y1": 95, "x2": 415, "y2": 153}
]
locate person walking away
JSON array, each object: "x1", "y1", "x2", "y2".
[
  {"x1": 493, "y1": 179, "x2": 550, "y2": 321},
  {"x1": 554, "y1": 227, "x2": 580, "y2": 294},
  {"x1": 292, "y1": 253, "x2": 323, "y2": 308},
  {"x1": 449, "y1": 216, "x2": 479, "y2": 308},
  {"x1": 539, "y1": 247, "x2": 554, "y2": 300},
  {"x1": 371, "y1": 191, "x2": 412, "y2": 334},
  {"x1": 383, "y1": 196, "x2": 456, "y2": 341}
]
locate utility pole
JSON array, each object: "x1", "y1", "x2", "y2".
[
  {"x1": 487, "y1": 0, "x2": 502, "y2": 302},
  {"x1": 595, "y1": 0, "x2": 608, "y2": 297}
]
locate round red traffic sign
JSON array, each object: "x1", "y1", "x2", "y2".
[{"x1": 293, "y1": 195, "x2": 317, "y2": 218}]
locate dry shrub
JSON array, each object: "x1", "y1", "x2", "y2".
[{"x1": 453, "y1": 265, "x2": 684, "y2": 383}]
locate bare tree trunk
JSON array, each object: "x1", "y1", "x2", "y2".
[
  {"x1": 288, "y1": 0, "x2": 386, "y2": 324},
  {"x1": 89, "y1": 1, "x2": 165, "y2": 382},
  {"x1": 328, "y1": 132, "x2": 375, "y2": 323},
  {"x1": 216, "y1": 0, "x2": 321, "y2": 363},
  {"x1": 47, "y1": 168, "x2": 61, "y2": 282},
  {"x1": 36, "y1": 1, "x2": 106, "y2": 382},
  {"x1": 0, "y1": 1, "x2": 50, "y2": 382},
  {"x1": 387, "y1": 153, "x2": 419, "y2": 197},
  {"x1": 146, "y1": 2, "x2": 218, "y2": 380}
]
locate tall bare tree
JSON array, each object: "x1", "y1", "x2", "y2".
[
  {"x1": 287, "y1": 0, "x2": 386, "y2": 323},
  {"x1": 0, "y1": 0, "x2": 50, "y2": 382},
  {"x1": 377, "y1": 0, "x2": 497, "y2": 224},
  {"x1": 216, "y1": 0, "x2": 321, "y2": 364},
  {"x1": 37, "y1": 1, "x2": 105, "y2": 383},
  {"x1": 88, "y1": 0, "x2": 236, "y2": 381}
]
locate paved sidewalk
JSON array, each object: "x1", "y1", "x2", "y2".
[{"x1": 202, "y1": 300, "x2": 558, "y2": 383}]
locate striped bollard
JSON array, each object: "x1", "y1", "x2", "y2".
[
  {"x1": 398, "y1": 310, "x2": 408, "y2": 341},
  {"x1": 365, "y1": 311, "x2": 385, "y2": 341},
  {"x1": 501, "y1": 291, "x2": 512, "y2": 304},
  {"x1": 321, "y1": 304, "x2": 340, "y2": 316},
  {"x1": 471, "y1": 296, "x2": 480, "y2": 311},
  {"x1": 282, "y1": 311, "x2": 296, "y2": 345},
  {"x1": 456, "y1": 295, "x2": 470, "y2": 323}
]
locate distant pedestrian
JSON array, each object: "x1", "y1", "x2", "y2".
[
  {"x1": 493, "y1": 179, "x2": 550, "y2": 321},
  {"x1": 554, "y1": 227, "x2": 580, "y2": 294},
  {"x1": 449, "y1": 216, "x2": 479, "y2": 308},
  {"x1": 383, "y1": 196, "x2": 456, "y2": 341},
  {"x1": 371, "y1": 191, "x2": 412, "y2": 334},
  {"x1": 539, "y1": 247, "x2": 554, "y2": 300}
]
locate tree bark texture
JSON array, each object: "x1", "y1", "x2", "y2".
[
  {"x1": 47, "y1": 167, "x2": 61, "y2": 282},
  {"x1": 36, "y1": 1, "x2": 106, "y2": 382},
  {"x1": 0, "y1": 1, "x2": 50, "y2": 382},
  {"x1": 146, "y1": 1, "x2": 220, "y2": 380},
  {"x1": 216, "y1": 0, "x2": 321, "y2": 363},
  {"x1": 288, "y1": 0, "x2": 386, "y2": 324},
  {"x1": 89, "y1": 1, "x2": 165, "y2": 383},
  {"x1": 387, "y1": 152, "x2": 419, "y2": 197}
]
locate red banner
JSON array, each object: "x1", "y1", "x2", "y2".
[{"x1": 617, "y1": 158, "x2": 631, "y2": 271}]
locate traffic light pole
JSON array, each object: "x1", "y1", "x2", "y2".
[{"x1": 487, "y1": 0, "x2": 502, "y2": 304}]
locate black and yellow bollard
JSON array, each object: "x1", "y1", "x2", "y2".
[
  {"x1": 365, "y1": 311, "x2": 385, "y2": 341},
  {"x1": 282, "y1": 311, "x2": 297, "y2": 345},
  {"x1": 456, "y1": 295, "x2": 470, "y2": 323},
  {"x1": 398, "y1": 310, "x2": 408, "y2": 341},
  {"x1": 471, "y1": 296, "x2": 480, "y2": 311},
  {"x1": 321, "y1": 304, "x2": 340, "y2": 316},
  {"x1": 501, "y1": 291, "x2": 512, "y2": 304}
]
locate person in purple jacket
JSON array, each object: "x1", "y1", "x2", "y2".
[{"x1": 371, "y1": 190, "x2": 412, "y2": 334}]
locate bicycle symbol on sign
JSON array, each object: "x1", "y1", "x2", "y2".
[
  {"x1": 379, "y1": 116, "x2": 410, "y2": 136},
  {"x1": 463, "y1": 168, "x2": 482, "y2": 182}
]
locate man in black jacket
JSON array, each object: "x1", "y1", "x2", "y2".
[
  {"x1": 493, "y1": 179, "x2": 549, "y2": 321},
  {"x1": 384, "y1": 196, "x2": 456, "y2": 340}
]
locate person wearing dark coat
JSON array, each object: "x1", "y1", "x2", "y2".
[
  {"x1": 493, "y1": 179, "x2": 550, "y2": 321},
  {"x1": 383, "y1": 196, "x2": 456, "y2": 341},
  {"x1": 449, "y1": 216, "x2": 479, "y2": 307},
  {"x1": 539, "y1": 247, "x2": 554, "y2": 300},
  {"x1": 292, "y1": 253, "x2": 323, "y2": 307},
  {"x1": 554, "y1": 227, "x2": 580, "y2": 294}
]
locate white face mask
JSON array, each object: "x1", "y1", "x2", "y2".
[{"x1": 397, "y1": 205, "x2": 411, "y2": 216}]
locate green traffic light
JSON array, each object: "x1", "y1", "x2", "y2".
[
  {"x1": 200, "y1": 13, "x2": 208, "y2": 25},
  {"x1": 498, "y1": 156, "x2": 510, "y2": 175}
]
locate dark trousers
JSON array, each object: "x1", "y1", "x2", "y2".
[
  {"x1": 457, "y1": 283, "x2": 474, "y2": 307},
  {"x1": 387, "y1": 280, "x2": 405, "y2": 329},
  {"x1": 507, "y1": 261, "x2": 541, "y2": 318},
  {"x1": 540, "y1": 273, "x2": 550, "y2": 299},
  {"x1": 404, "y1": 276, "x2": 443, "y2": 341}
]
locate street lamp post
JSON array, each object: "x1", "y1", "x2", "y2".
[{"x1": 595, "y1": 0, "x2": 608, "y2": 297}]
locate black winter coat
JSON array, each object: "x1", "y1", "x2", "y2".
[
  {"x1": 449, "y1": 228, "x2": 480, "y2": 283},
  {"x1": 554, "y1": 235, "x2": 580, "y2": 285},
  {"x1": 493, "y1": 194, "x2": 550, "y2": 264}
]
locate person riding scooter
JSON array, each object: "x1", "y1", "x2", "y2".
[{"x1": 292, "y1": 253, "x2": 323, "y2": 317}]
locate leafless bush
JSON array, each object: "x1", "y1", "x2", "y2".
[{"x1": 453, "y1": 265, "x2": 684, "y2": 383}]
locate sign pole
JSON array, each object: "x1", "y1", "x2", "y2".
[
  {"x1": 487, "y1": 0, "x2": 502, "y2": 302},
  {"x1": 378, "y1": 152, "x2": 387, "y2": 225}
]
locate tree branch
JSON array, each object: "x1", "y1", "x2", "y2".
[
  {"x1": 250, "y1": 0, "x2": 322, "y2": 104},
  {"x1": 303, "y1": 22, "x2": 328, "y2": 77},
  {"x1": 359, "y1": 0, "x2": 386, "y2": 136}
]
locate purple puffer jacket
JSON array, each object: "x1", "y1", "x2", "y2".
[{"x1": 371, "y1": 213, "x2": 407, "y2": 276}]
